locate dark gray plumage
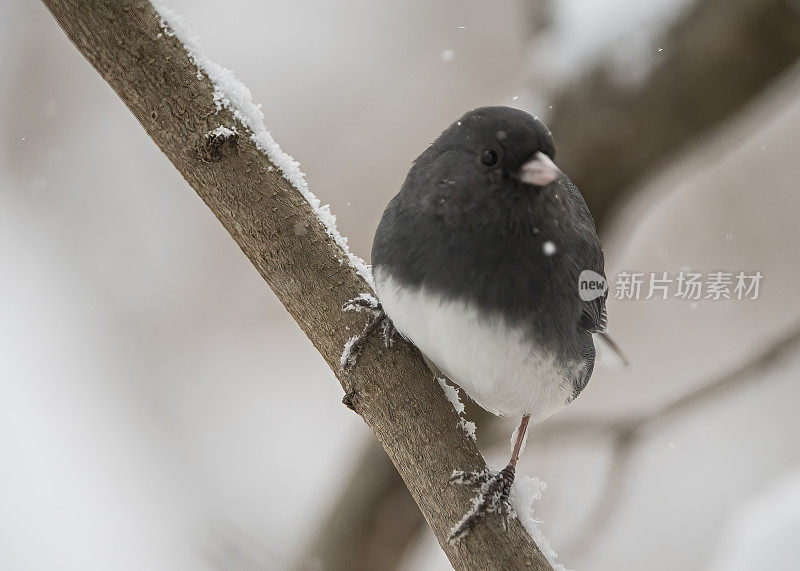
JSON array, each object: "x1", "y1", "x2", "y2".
[
  {"x1": 345, "y1": 106, "x2": 612, "y2": 540},
  {"x1": 372, "y1": 106, "x2": 605, "y2": 404}
]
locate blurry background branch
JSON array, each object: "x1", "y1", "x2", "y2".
[
  {"x1": 306, "y1": 0, "x2": 800, "y2": 565},
  {"x1": 540, "y1": 322, "x2": 800, "y2": 554},
  {"x1": 40, "y1": 1, "x2": 552, "y2": 569},
  {"x1": 551, "y1": 0, "x2": 800, "y2": 225}
]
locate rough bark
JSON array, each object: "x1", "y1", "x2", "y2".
[{"x1": 40, "y1": 1, "x2": 552, "y2": 569}]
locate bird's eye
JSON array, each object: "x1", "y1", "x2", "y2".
[{"x1": 480, "y1": 148, "x2": 498, "y2": 166}]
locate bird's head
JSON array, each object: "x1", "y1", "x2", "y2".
[
  {"x1": 406, "y1": 106, "x2": 565, "y2": 231},
  {"x1": 416, "y1": 106, "x2": 561, "y2": 194}
]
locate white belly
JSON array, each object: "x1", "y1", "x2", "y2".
[{"x1": 375, "y1": 268, "x2": 574, "y2": 421}]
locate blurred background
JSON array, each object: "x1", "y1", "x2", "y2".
[{"x1": 2, "y1": 0, "x2": 800, "y2": 569}]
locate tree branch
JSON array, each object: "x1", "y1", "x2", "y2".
[
  {"x1": 550, "y1": 0, "x2": 800, "y2": 225},
  {"x1": 40, "y1": 0, "x2": 552, "y2": 568}
]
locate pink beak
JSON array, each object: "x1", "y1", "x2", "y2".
[{"x1": 519, "y1": 152, "x2": 561, "y2": 186}]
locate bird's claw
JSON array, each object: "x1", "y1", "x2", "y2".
[
  {"x1": 340, "y1": 293, "x2": 398, "y2": 371},
  {"x1": 450, "y1": 469, "x2": 492, "y2": 486},
  {"x1": 342, "y1": 293, "x2": 381, "y2": 315},
  {"x1": 380, "y1": 317, "x2": 397, "y2": 348},
  {"x1": 448, "y1": 465, "x2": 516, "y2": 544}
]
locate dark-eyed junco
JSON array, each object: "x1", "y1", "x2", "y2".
[{"x1": 343, "y1": 106, "x2": 617, "y2": 541}]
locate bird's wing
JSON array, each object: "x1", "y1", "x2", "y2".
[
  {"x1": 561, "y1": 176, "x2": 608, "y2": 335},
  {"x1": 576, "y1": 229, "x2": 608, "y2": 335},
  {"x1": 576, "y1": 249, "x2": 630, "y2": 366},
  {"x1": 579, "y1": 290, "x2": 607, "y2": 333}
]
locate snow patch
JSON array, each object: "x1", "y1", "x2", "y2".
[
  {"x1": 209, "y1": 125, "x2": 237, "y2": 138},
  {"x1": 459, "y1": 418, "x2": 477, "y2": 441},
  {"x1": 437, "y1": 377, "x2": 476, "y2": 441},
  {"x1": 509, "y1": 476, "x2": 571, "y2": 571},
  {"x1": 339, "y1": 336, "x2": 359, "y2": 369},
  {"x1": 438, "y1": 377, "x2": 465, "y2": 415},
  {"x1": 151, "y1": 1, "x2": 373, "y2": 288}
]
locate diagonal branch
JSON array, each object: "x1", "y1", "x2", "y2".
[{"x1": 39, "y1": 0, "x2": 552, "y2": 568}]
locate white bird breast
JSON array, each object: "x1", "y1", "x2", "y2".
[{"x1": 375, "y1": 267, "x2": 575, "y2": 422}]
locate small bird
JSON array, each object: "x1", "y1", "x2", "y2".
[{"x1": 343, "y1": 106, "x2": 617, "y2": 541}]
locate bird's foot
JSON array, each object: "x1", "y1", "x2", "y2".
[
  {"x1": 342, "y1": 293, "x2": 381, "y2": 315},
  {"x1": 340, "y1": 293, "x2": 397, "y2": 370},
  {"x1": 448, "y1": 465, "x2": 516, "y2": 544}
]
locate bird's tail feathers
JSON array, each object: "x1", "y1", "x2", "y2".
[{"x1": 594, "y1": 331, "x2": 630, "y2": 368}]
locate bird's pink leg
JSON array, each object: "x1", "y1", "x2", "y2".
[{"x1": 449, "y1": 414, "x2": 531, "y2": 542}]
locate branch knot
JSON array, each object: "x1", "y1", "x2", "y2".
[{"x1": 197, "y1": 125, "x2": 239, "y2": 162}]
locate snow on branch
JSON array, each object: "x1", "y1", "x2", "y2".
[
  {"x1": 437, "y1": 377, "x2": 477, "y2": 442},
  {"x1": 509, "y1": 477, "x2": 569, "y2": 571},
  {"x1": 152, "y1": 1, "x2": 373, "y2": 288}
]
